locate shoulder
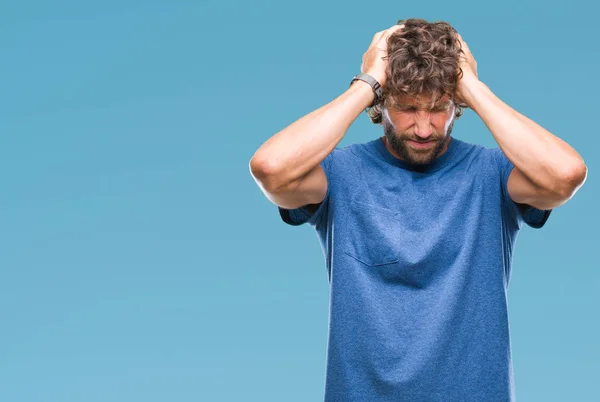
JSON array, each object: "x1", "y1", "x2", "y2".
[
  {"x1": 455, "y1": 138, "x2": 488, "y2": 157},
  {"x1": 455, "y1": 139, "x2": 504, "y2": 167},
  {"x1": 327, "y1": 140, "x2": 372, "y2": 170}
]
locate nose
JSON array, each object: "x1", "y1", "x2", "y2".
[{"x1": 413, "y1": 111, "x2": 434, "y2": 139}]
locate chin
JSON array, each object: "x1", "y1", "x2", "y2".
[
  {"x1": 408, "y1": 155, "x2": 437, "y2": 165},
  {"x1": 403, "y1": 142, "x2": 445, "y2": 164}
]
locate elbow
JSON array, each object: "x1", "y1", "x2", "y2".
[
  {"x1": 556, "y1": 161, "x2": 588, "y2": 199},
  {"x1": 249, "y1": 156, "x2": 272, "y2": 185},
  {"x1": 249, "y1": 157, "x2": 288, "y2": 192},
  {"x1": 249, "y1": 156, "x2": 269, "y2": 178}
]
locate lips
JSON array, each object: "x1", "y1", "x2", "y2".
[{"x1": 408, "y1": 140, "x2": 436, "y2": 148}]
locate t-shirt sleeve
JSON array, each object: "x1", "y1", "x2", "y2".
[
  {"x1": 492, "y1": 147, "x2": 552, "y2": 229},
  {"x1": 277, "y1": 149, "x2": 336, "y2": 229}
]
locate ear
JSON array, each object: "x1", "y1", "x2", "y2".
[{"x1": 454, "y1": 103, "x2": 464, "y2": 118}]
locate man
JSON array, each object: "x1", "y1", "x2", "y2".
[{"x1": 249, "y1": 18, "x2": 587, "y2": 401}]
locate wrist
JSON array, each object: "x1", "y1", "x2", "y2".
[
  {"x1": 349, "y1": 79, "x2": 376, "y2": 108},
  {"x1": 350, "y1": 73, "x2": 382, "y2": 108},
  {"x1": 457, "y1": 73, "x2": 483, "y2": 108},
  {"x1": 364, "y1": 71, "x2": 385, "y2": 85}
]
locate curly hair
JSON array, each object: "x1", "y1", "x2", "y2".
[{"x1": 367, "y1": 18, "x2": 466, "y2": 124}]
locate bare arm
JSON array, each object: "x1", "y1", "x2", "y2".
[
  {"x1": 462, "y1": 75, "x2": 586, "y2": 209},
  {"x1": 454, "y1": 32, "x2": 587, "y2": 210},
  {"x1": 249, "y1": 23, "x2": 405, "y2": 213},
  {"x1": 249, "y1": 81, "x2": 374, "y2": 192}
]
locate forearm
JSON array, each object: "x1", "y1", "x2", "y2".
[
  {"x1": 461, "y1": 75, "x2": 587, "y2": 194},
  {"x1": 250, "y1": 80, "x2": 374, "y2": 191}
]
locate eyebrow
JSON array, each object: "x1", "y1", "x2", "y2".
[{"x1": 395, "y1": 101, "x2": 451, "y2": 110}]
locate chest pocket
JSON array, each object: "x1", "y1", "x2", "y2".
[{"x1": 341, "y1": 200, "x2": 403, "y2": 267}]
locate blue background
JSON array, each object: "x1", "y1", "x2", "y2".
[{"x1": 2, "y1": 1, "x2": 598, "y2": 401}]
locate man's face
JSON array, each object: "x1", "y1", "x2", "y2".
[{"x1": 382, "y1": 93, "x2": 457, "y2": 166}]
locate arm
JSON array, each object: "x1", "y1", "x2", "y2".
[
  {"x1": 250, "y1": 24, "x2": 405, "y2": 197},
  {"x1": 455, "y1": 36, "x2": 587, "y2": 210},
  {"x1": 249, "y1": 80, "x2": 373, "y2": 194}
]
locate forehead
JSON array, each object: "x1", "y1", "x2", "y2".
[{"x1": 394, "y1": 93, "x2": 452, "y2": 108}]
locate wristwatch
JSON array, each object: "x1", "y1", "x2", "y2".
[{"x1": 350, "y1": 73, "x2": 382, "y2": 108}]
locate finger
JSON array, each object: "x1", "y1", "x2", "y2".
[
  {"x1": 376, "y1": 24, "x2": 405, "y2": 49},
  {"x1": 455, "y1": 32, "x2": 469, "y2": 49},
  {"x1": 370, "y1": 30, "x2": 385, "y2": 46},
  {"x1": 384, "y1": 23, "x2": 405, "y2": 37}
]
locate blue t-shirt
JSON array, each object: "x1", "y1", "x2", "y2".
[{"x1": 278, "y1": 136, "x2": 552, "y2": 401}]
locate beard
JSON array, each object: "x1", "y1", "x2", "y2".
[{"x1": 382, "y1": 111, "x2": 455, "y2": 166}]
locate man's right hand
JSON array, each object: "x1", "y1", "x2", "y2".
[{"x1": 360, "y1": 23, "x2": 405, "y2": 87}]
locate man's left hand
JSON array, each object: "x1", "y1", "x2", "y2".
[{"x1": 454, "y1": 32, "x2": 479, "y2": 108}]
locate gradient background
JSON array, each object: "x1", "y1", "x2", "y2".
[{"x1": 2, "y1": 1, "x2": 598, "y2": 401}]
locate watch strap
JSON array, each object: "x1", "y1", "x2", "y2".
[{"x1": 350, "y1": 73, "x2": 383, "y2": 108}]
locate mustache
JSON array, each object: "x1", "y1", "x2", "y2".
[{"x1": 382, "y1": 120, "x2": 444, "y2": 145}]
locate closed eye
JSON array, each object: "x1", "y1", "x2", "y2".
[
  {"x1": 401, "y1": 107, "x2": 447, "y2": 113},
  {"x1": 395, "y1": 104, "x2": 449, "y2": 113}
]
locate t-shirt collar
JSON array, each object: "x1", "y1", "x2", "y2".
[{"x1": 372, "y1": 135, "x2": 459, "y2": 173}]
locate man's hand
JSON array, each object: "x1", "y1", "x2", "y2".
[
  {"x1": 360, "y1": 23, "x2": 405, "y2": 86},
  {"x1": 454, "y1": 32, "x2": 479, "y2": 108}
]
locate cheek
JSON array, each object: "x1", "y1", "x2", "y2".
[
  {"x1": 435, "y1": 113, "x2": 453, "y2": 128},
  {"x1": 441, "y1": 114, "x2": 456, "y2": 132},
  {"x1": 391, "y1": 115, "x2": 413, "y2": 130}
]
